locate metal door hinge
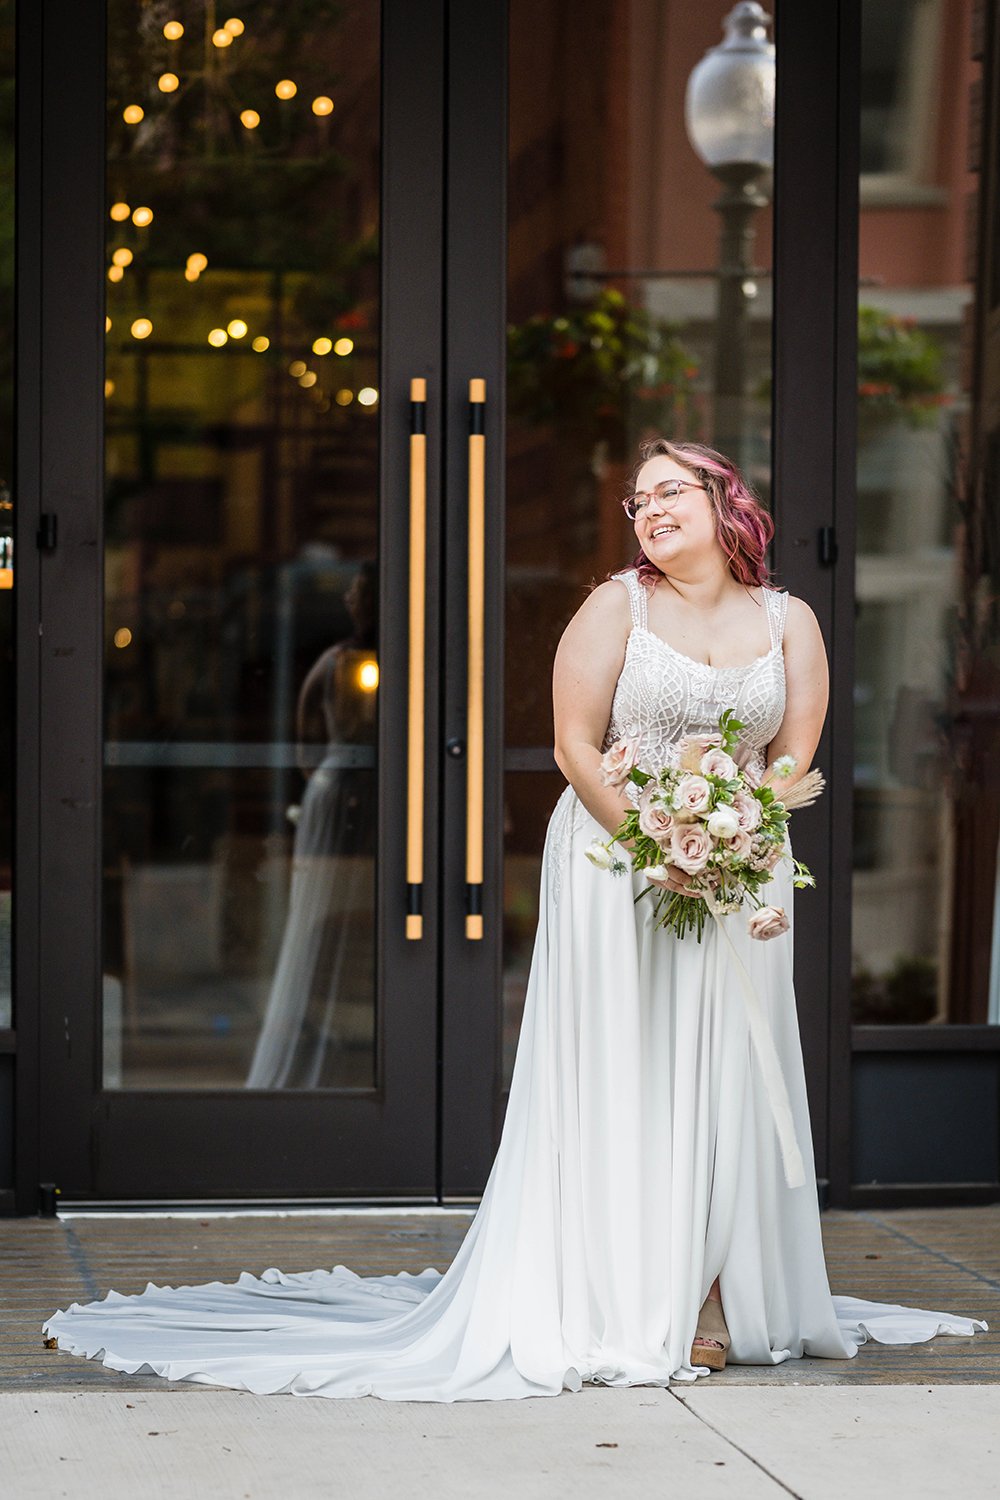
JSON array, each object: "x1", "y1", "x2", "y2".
[
  {"x1": 818, "y1": 525, "x2": 838, "y2": 566},
  {"x1": 37, "y1": 513, "x2": 58, "y2": 551}
]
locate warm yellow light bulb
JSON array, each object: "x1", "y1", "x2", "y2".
[
  {"x1": 225, "y1": 17, "x2": 245, "y2": 35},
  {"x1": 251, "y1": 335, "x2": 270, "y2": 352},
  {"x1": 333, "y1": 337, "x2": 354, "y2": 356},
  {"x1": 112, "y1": 247, "x2": 133, "y2": 267},
  {"x1": 240, "y1": 109, "x2": 260, "y2": 130},
  {"x1": 105, "y1": 316, "x2": 112, "y2": 332},
  {"x1": 288, "y1": 359, "x2": 307, "y2": 378},
  {"x1": 358, "y1": 387, "x2": 378, "y2": 406},
  {"x1": 123, "y1": 104, "x2": 144, "y2": 124},
  {"x1": 131, "y1": 318, "x2": 153, "y2": 339},
  {"x1": 184, "y1": 267, "x2": 200, "y2": 282},
  {"x1": 114, "y1": 628, "x2": 133, "y2": 649},
  {"x1": 212, "y1": 28, "x2": 232, "y2": 47},
  {"x1": 208, "y1": 328, "x2": 228, "y2": 347},
  {"x1": 163, "y1": 20, "x2": 184, "y2": 40},
  {"x1": 107, "y1": 265, "x2": 125, "y2": 283},
  {"x1": 275, "y1": 79, "x2": 297, "y2": 100},
  {"x1": 335, "y1": 388, "x2": 353, "y2": 406},
  {"x1": 110, "y1": 202, "x2": 131, "y2": 222},
  {"x1": 227, "y1": 319, "x2": 248, "y2": 338},
  {"x1": 104, "y1": 379, "x2": 115, "y2": 398},
  {"x1": 186, "y1": 252, "x2": 208, "y2": 272},
  {"x1": 132, "y1": 206, "x2": 153, "y2": 227},
  {"x1": 358, "y1": 659, "x2": 379, "y2": 691},
  {"x1": 298, "y1": 371, "x2": 317, "y2": 388},
  {"x1": 312, "y1": 96, "x2": 334, "y2": 117},
  {"x1": 158, "y1": 72, "x2": 180, "y2": 93},
  {"x1": 312, "y1": 337, "x2": 332, "y2": 356}
]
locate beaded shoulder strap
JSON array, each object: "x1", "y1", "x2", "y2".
[
  {"x1": 765, "y1": 586, "x2": 789, "y2": 650},
  {"x1": 613, "y1": 570, "x2": 648, "y2": 632}
]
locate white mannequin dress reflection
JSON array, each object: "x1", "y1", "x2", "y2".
[{"x1": 45, "y1": 570, "x2": 987, "y2": 1400}]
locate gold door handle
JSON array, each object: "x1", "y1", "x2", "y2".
[
  {"x1": 406, "y1": 378, "x2": 428, "y2": 940},
  {"x1": 466, "y1": 379, "x2": 486, "y2": 940}
]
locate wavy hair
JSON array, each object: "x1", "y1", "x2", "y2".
[{"x1": 617, "y1": 438, "x2": 776, "y2": 592}]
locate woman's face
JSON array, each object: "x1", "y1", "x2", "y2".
[{"x1": 630, "y1": 454, "x2": 718, "y2": 571}]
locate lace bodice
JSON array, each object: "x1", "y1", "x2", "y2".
[{"x1": 601, "y1": 570, "x2": 788, "y2": 776}]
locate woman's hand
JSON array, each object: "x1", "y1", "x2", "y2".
[{"x1": 646, "y1": 866, "x2": 706, "y2": 900}]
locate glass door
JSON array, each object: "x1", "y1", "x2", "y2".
[{"x1": 35, "y1": 0, "x2": 447, "y2": 1200}]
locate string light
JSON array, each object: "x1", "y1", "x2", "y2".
[
  {"x1": 158, "y1": 73, "x2": 180, "y2": 93},
  {"x1": 112, "y1": 247, "x2": 133, "y2": 267},
  {"x1": 104, "y1": 379, "x2": 115, "y2": 398},
  {"x1": 113, "y1": 628, "x2": 132, "y2": 649},
  {"x1": 208, "y1": 328, "x2": 228, "y2": 346},
  {"x1": 358, "y1": 387, "x2": 378, "y2": 406},
  {"x1": 335, "y1": 389, "x2": 353, "y2": 406},
  {"x1": 225, "y1": 17, "x2": 245, "y2": 34},
  {"x1": 131, "y1": 318, "x2": 153, "y2": 339},
  {"x1": 212, "y1": 28, "x2": 232, "y2": 47},
  {"x1": 358, "y1": 660, "x2": 379, "y2": 691},
  {"x1": 240, "y1": 109, "x2": 260, "y2": 129},
  {"x1": 288, "y1": 359, "x2": 307, "y2": 377},
  {"x1": 333, "y1": 337, "x2": 354, "y2": 356},
  {"x1": 227, "y1": 319, "x2": 248, "y2": 338},
  {"x1": 312, "y1": 96, "x2": 334, "y2": 116},
  {"x1": 123, "y1": 105, "x2": 144, "y2": 124},
  {"x1": 105, "y1": 316, "x2": 112, "y2": 332},
  {"x1": 184, "y1": 267, "x2": 200, "y2": 282},
  {"x1": 163, "y1": 20, "x2": 184, "y2": 40},
  {"x1": 107, "y1": 265, "x2": 125, "y2": 282},
  {"x1": 132, "y1": 206, "x2": 154, "y2": 227},
  {"x1": 312, "y1": 337, "x2": 332, "y2": 356},
  {"x1": 186, "y1": 252, "x2": 208, "y2": 273},
  {"x1": 251, "y1": 336, "x2": 270, "y2": 352},
  {"x1": 298, "y1": 371, "x2": 317, "y2": 388},
  {"x1": 110, "y1": 202, "x2": 131, "y2": 221},
  {"x1": 275, "y1": 79, "x2": 297, "y2": 100}
]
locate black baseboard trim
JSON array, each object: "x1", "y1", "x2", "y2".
[{"x1": 845, "y1": 1182, "x2": 1000, "y2": 1209}]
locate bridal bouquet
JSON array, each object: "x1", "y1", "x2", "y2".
[{"x1": 584, "y1": 709, "x2": 823, "y2": 942}]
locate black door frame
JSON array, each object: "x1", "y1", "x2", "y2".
[
  {"x1": 15, "y1": 0, "x2": 447, "y2": 1207},
  {"x1": 13, "y1": 0, "x2": 864, "y2": 1211}
]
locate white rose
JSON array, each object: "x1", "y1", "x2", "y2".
[
  {"x1": 584, "y1": 839, "x2": 613, "y2": 870},
  {"x1": 706, "y1": 806, "x2": 740, "y2": 840}
]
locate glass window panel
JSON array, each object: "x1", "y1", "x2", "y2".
[
  {"x1": 103, "y1": 1, "x2": 380, "y2": 1087},
  {"x1": 505, "y1": 1, "x2": 774, "y2": 1047},
  {"x1": 853, "y1": 0, "x2": 999, "y2": 1023}
]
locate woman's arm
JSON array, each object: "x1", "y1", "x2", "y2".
[
  {"x1": 552, "y1": 580, "x2": 638, "y2": 841},
  {"x1": 762, "y1": 594, "x2": 830, "y2": 790}
]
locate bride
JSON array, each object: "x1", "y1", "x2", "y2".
[{"x1": 44, "y1": 438, "x2": 987, "y2": 1400}]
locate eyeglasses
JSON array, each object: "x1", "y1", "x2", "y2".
[{"x1": 621, "y1": 480, "x2": 706, "y2": 520}]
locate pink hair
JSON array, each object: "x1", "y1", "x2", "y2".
[{"x1": 614, "y1": 438, "x2": 776, "y2": 592}]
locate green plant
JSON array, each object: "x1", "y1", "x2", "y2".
[{"x1": 506, "y1": 289, "x2": 701, "y2": 459}]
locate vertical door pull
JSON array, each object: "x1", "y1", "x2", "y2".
[
  {"x1": 406, "y1": 378, "x2": 428, "y2": 939},
  {"x1": 465, "y1": 379, "x2": 486, "y2": 940}
]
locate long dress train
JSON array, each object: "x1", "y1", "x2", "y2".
[{"x1": 43, "y1": 571, "x2": 987, "y2": 1400}]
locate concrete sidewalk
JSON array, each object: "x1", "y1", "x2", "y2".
[
  {"x1": 2, "y1": 1386, "x2": 998, "y2": 1498},
  {"x1": 2, "y1": 1206, "x2": 997, "y2": 1496}
]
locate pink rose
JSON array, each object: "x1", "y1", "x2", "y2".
[
  {"x1": 673, "y1": 774, "x2": 711, "y2": 817},
  {"x1": 700, "y1": 748, "x2": 737, "y2": 780},
  {"x1": 678, "y1": 733, "x2": 723, "y2": 772},
  {"x1": 670, "y1": 823, "x2": 712, "y2": 875},
  {"x1": 599, "y1": 736, "x2": 640, "y2": 788},
  {"x1": 723, "y1": 828, "x2": 753, "y2": 861},
  {"x1": 747, "y1": 905, "x2": 790, "y2": 941},
  {"x1": 732, "y1": 788, "x2": 763, "y2": 832},
  {"x1": 638, "y1": 786, "x2": 674, "y2": 845}
]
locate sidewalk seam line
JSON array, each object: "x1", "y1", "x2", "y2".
[{"x1": 669, "y1": 1390, "x2": 804, "y2": 1498}]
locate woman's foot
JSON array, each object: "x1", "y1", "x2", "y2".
[{"x1": 691, "y1": 1281, "x2": 729, "y2": 1369}]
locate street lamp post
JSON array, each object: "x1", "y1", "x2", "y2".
[{"x1": 685, "y1": 2, "x2": 775, "y2": 467}]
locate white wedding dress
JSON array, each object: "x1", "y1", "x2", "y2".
[{"x1": 44, "y1": 570, "x2": 987, "y2": 1400}]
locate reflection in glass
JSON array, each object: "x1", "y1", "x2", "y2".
[
  {"x1": 504, "y1": 2, "x2": 774, "y2": 1047},
  {"x1": 852, "y1": 0, "x2": 998, "y2": 1023},
  {"x1": 103, "y1": 2, "x2": 380, "y2": 1086}
]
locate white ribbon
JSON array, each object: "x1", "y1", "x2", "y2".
[{"x1": 705, "y1": 892, "x2": 806, "y2": 1190}]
